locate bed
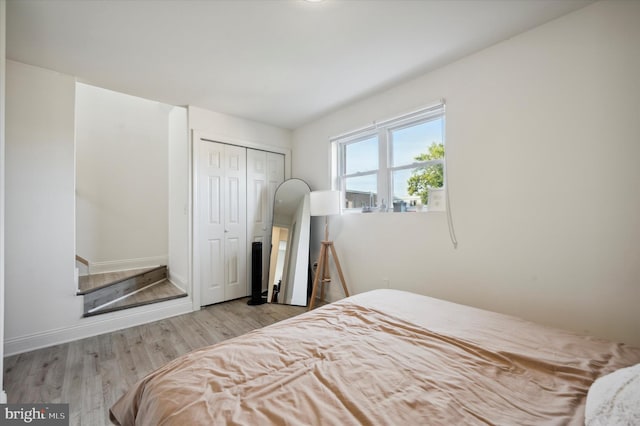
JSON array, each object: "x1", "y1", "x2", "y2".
[{"x1": 110, "y1": 289, "x2": 640, "y2": 425}]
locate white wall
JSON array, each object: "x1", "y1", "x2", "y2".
[
  {"x1": 76, "y1": 83, "x2": 169, "y2": 270},
  {"x1": 292, "y1": 1, "x2": 640, "y2": 346},
  {"x1": 189, "y1": 106, "x2": 292, "y2": 151},
  {"x1": 168, "y1": 106, "x2": 189, "y2": 290},
  {"x1": 188, "y1": 106, "x2": 293, "y2": 188},
  {"x1": 0, "y1": 0, "x2": 7, "y2": 403},
  {"x1": 4, "y1": 61, "x2": 191, "y2": 356},
  {"x1": 6, "y1": 60, "x2": 78, "y2": 341}
]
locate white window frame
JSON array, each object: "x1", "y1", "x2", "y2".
[
  {"x1": 336, "y1": 130, "x2": 380, "y2": 210},
  {"x1": 332, "y1": 101, "x2": 445, "y2": 213}
]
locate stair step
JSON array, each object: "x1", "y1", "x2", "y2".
[
  {"x1": 83, "y1": 279, "x2": 187, "y2": 317},
  {"x1": 81, "y1": 266, "x2": 169, "y2": 314},
  {"x1": 78, "y1": 266, "x2": 166, "y2": 295}
]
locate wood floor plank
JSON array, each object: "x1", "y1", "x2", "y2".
[
  {"x1": 138, "y1": 321, "x2": 185, "y2": 371},
  {"x1": 81, "y1": 336, "x2": 106, "y2": 426},
  {"x1": 100, "y1": 358, "x2": 129, "y2": 418},
  {"x1": 120, "y1": 327, "x2": 157, "y2": 381},
  {"x1": 3, "y1": 297, "x2": 306, "y2": 425},
  {"x1": 193, "y1": 304, "x2": 243, "y2": 341},
  {"x1": 4, "y1": 352, "x2": 34, "y2": 403},
  {"x1": 170, "y1": 314, "x2": 212, "y2": 351},
  {"x1": 61, "y1": 340, "x2": 83, "y2": 426},
  {"x1": 114, "y1": 341, "x2": 139, "y2": 388},
  {"x1": 36, "y1": 343, "x2": 67, "y2": 403}
]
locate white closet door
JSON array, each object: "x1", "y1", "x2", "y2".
[
  {"x1": 247, "y1": 150, "x2": 284, "y2": 294},
  {"x1": 222, "y1": 144, "x2": 247, "y2": 301},
  {"x1": 247, "y1": 149, "x2": 268, "y2": 245},
  {"x1": 199, "y1": 140, "x2": 247, "y2": 305},
  {"x1": 199, "y1": 141, "x2": 226, "y2": 305}
]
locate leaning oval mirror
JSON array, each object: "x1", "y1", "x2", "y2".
[{"x1": 267, "y1": 179, "x2": 311, "y2": 306}]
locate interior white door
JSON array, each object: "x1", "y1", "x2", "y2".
[
  {"x1": 223, "y1": 144, "x2": 247, "y2": 301},
  {"x1": 199, "y1": 141, "x2": 225, "y2": 305},
  {"x1": 199, "y1": 140, "x2": 247, "y2": 305},
  {"x1": 247, "y1": 150, "x2": 268, "y2": 236},
  {"x1": 246, "y1": 150, "x2": 285, "y2": 294}
]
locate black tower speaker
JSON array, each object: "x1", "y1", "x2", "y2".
[{"x1": 247, "y1": 241, "x2": 266, "y2": 305}]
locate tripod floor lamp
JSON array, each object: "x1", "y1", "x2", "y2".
[{"x1": 308, "y1": 190, "x2": 349, "y2": 310}]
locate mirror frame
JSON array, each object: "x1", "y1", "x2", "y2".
[{"x1": 267, "y1": 179, "x2": 311, "y2": 306}]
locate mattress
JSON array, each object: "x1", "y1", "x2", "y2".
[{"x1": 110, "y1": 289, "x2": 640, "y2": 425}]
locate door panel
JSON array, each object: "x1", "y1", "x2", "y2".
[
  {"x1": 227, "y1": 237, "x2": 239, "y2": 284},
  {"x1": 208, "y1": 176, "x2": 221, "y2": 224},
  {"x1": 227, "y1": 177, "x2": 240, "y2": 224},
  {"x1": 205, "y1": 238, "x2": 223, "y2": 297},
  {"x1": 223, "y1": 144, "x2": 247, "y2": 301},
  {"x1": 246, "y1": 149, "x2": 267, "y2": 295},
  {"x1": 199, "y1": 141, "x2": 226, "y2": 305},
  {"x1": 246, "y1": 149, "x2": 285, "y2": 295}
]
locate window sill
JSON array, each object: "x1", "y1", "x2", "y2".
[{"x1": 341, "y1": 208, "x2": 445, "y2": 215}]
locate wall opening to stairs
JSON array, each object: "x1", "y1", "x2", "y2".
[{"x1": 75, "y1": 82, "x2": 189, "y2": 299}]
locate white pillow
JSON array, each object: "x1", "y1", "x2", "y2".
[{"x1": 585, "y1": 363, "x2": 640, "y2": 426}]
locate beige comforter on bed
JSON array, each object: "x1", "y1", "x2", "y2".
[{"x1": 110, "y1": 289, "x2": 640, "y2": 425}]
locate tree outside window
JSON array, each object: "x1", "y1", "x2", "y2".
[{"x1": 406, "y1": 142, "x2": 444, "y2": 205}]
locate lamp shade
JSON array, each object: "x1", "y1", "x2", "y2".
[{"x1": 310, "y1": 190, "x2": 341, "y2": 216}]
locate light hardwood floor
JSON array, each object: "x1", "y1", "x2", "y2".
[{"x1": 3, "y1": 298, "x2": 307, "y2": 426}]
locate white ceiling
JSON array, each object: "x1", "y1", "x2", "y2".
[{"x1": 6, "y1": 0, "x2": 593, "y2": 130}]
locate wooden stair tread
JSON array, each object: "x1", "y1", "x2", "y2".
[
  {"x1": 83, "y1": 279, "x2": 187, "y2": 317},
  {"x1": 79, "y1": 265, "x2": 175, "y2": 317},
  {"x1": 77, "y1": 266, "x2": 165, "y2": 295}
]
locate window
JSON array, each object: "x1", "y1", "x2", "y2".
[
  {"x1": 333, "y1": 102, "x2": 445, "y2": 212},
  {"x1": 341, "y1": 135, "x2": 379, "y2": 209}
]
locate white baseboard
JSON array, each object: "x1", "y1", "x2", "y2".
[
  {"x1": 76, "y1": 261, "x2": 89, "y2": 277},
  {"x1": 4, "y1": 297, "x2": 192, "y2": 356},
  {"x1": 88, "y1": 255, "x2": 169, "y2": 274},
  {"x1": 167, "y1": 271, "x2": 187, "y2": 292}
]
